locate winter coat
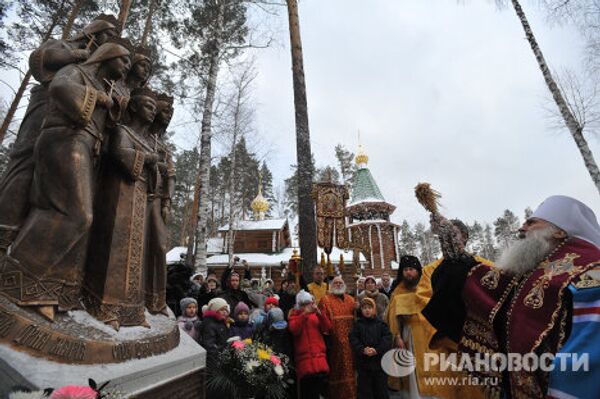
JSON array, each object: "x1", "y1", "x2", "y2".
[
  {"x1": 199, "y1": 310, "x2": 229, "y2": 363},
  {"x1": 288, "y1": 308, "x2": 332, "y2": 379},
  {"x1": 230, "y1": 320, "x2": 253, "y2": 340},
  {"x1": 177, "y1": 315, "x2": 201, "y2": 341},
  {"x1": 277, "y1": 290, "x2": 296, "y2": 320},
  {"x1": 348, "y1": 315, "x2": 393, "y2": 371},
  {"x1": 219, "y1": 288, "x2": 255, "y2": 312},
  {"x1": 260, "y1": 327, "x2": 294, "y2": 361}
]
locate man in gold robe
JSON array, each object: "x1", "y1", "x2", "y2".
[
  {"x1": 413, "y1": 219, "x2": 492, "y2": 399},
  {"x1": 318, "y1": 275, "x2": 356, "y2": 399},
  {"x1": 385, "y1": 255, "x2": 431, "y2": 397},
  {"x1": 307, "y1": 265, "x2": 329, "y2": 304}
]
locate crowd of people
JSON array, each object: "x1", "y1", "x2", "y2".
[{"x1": 172, "y1": 195, "x2": 600, "y2": 399}]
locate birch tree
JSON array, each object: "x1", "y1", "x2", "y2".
[
  {"x1": 503, "y1": 0, "x2": 600, "y2": 194},
  {"x1": 224, "y1": 63, "x2": 256, "y2": 265},
  {"x1": 166, "y1": 0, "x2": 249, "y2": 270}
]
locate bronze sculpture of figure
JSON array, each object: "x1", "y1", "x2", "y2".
[
  {"x1": 0, "y1": 13, "x2": 182, "y2": 365},
  {"x1": 1, "y1": 42, "x2": 132, "y2": 321},
  {"x1": 0, "y1": 16, "x2": 119, "y2": 253},
  {"x1": 144, "y1": 92, "x2": 175, "y2": 316},
  {"x1": 84, "y1": 87, "x2": 159, "y2": 330}
]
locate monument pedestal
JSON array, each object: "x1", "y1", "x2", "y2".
[{"x1": 0, "y1": 330, "x2": 205, "y2": 398}]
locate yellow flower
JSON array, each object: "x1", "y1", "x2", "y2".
[
  {"x1": 257, "y1": 349, "x2": 270, "y2": 360},
  {"x1": 243, "y1": 338, "x2": 252, "y2": 344}
]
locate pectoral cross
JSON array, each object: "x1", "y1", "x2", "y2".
[
  {"x1": 85, "y1": 34, "x2": 96, "y2": 50},
  {"x1": 103, "y1": 79, "x2": 116, "y2": 98}
]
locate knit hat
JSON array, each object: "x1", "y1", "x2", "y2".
[
  {"x1": 264, "y1": 296, "x2": 279, "y2": 309},
  {"x1": 234, "y1": 301, "x2": 250, "y2": 318},
  {"x1": 364, "y1": 275, "x2": 377, "y2": 285},
  {"x1": 202, "y1": 297, "x2": 230, "y2": 314},
  {"x1": 267, "y1": 308, "x2": 286, "y2": 330},
  {"x1": 179, "y1": 297, "x2": 197, "y2": 314},
  {"x1": 360, "y1": 297, "x2": 376, "y2": 309},
  {"x1": 296, "y1": 290, "x2": 313, "y2": 306}
]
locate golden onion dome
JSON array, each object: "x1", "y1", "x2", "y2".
[
  {"x1": 355, "y1": 144, "x2": 369, "y2": 167},
  {"x1": 251, "y1": 186, "x2": 269, "y2": 218}
]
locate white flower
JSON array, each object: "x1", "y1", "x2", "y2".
[
  {"x1": 246, "y1": 360, "x2": 260, "y2": 372},
  {"x1": 274, "y1": 364, "x2": 284, "y2": 376}
]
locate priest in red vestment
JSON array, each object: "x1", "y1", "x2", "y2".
[
  {"x1": 319, "y1": 275, "x2": 357, "y2": 399},
  {"x1": 423, "y1": 195, "x2": 600, "y2": 398}
]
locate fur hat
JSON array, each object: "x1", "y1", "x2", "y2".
[
  {"x1": 360, "y1": 297, "x2": 376, "y2": 309},
  {"x1": 179, "y1": 297, "x2": 197, "y2": 314},
  {"x1": 264, "y1": 296, "x2": 279, "y2": 309},
  {"x1": 234, "y1": 301, "x2": 250, "y2": 318},
  {"x1": 202, "y1": 297, "x2": 230, "y2": 314},
  {"x1": 296, "y1": 290, "x2": 314, "y2": 306}
]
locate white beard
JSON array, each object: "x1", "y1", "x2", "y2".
[
  {"x1": 329, "y1": 284, "x2": 347, "y2": 295},
  {"x1": 496, "y1": 227, "x2": 555, "y2": 276}
]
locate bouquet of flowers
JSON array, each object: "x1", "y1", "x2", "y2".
[{"x1": 207, "y1": 338, "x2": 294, "y2": 399}]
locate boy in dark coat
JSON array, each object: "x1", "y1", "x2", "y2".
[
  {"x1": 258, "y1": 307, "x2": 293, "y2": 359},
  {"x1": 349, "y1": 297, "x2": 393, "y2": 399}
]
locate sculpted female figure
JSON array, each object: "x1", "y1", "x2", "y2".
[
  {"x1": 84, "y1": 87, "x2": 159, "y2": 330},
  {"x1": 2, "y1": 42, "x2": 131, "y2": 321},
  {"x1": 0, "y1": 15, "x2": 118, "y2": 252},
  {"x1": 144, "y1": 92, "x2": 175, "y2": 316}
]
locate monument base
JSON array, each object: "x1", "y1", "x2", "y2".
[{"x1": 0, "y1": 330, "x2": 206, "y2": 398}]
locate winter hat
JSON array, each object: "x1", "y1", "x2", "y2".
[
  {"x1": 364, "y1": 275, "x2": 377, "y2": 285},
  {"x1": 190, "y1": 273, "x2": 203, "y2": 282},
  {"x1": 267, "y1": 307, "x2": 284, "y2": 324},
  {"x1": 202, "y1": 297, "x2": 230, "y2": 314},
  {"x1": 179, "y1": 297, "x2": 198, "y2": 314},
  {"x1": 296, "y1": 290, "x2": 313, "y2": 306},
  {"x1": 234, "y1": 301, "x2": 250, "y2": 318},
  {"x1": 264, "y1": 296, "x2": 279, "y2": 309},
  {"x1": 267, "y1": 308, "x2": 287, "y2": 330},
  {"x1": 399, "y1": 255, "x2": 422, "y2": 273},
  {"x1": 360, "y1": 297, "x2": 376, "y2": 309},
  {"x1": 206, "y1": 275, "x2": 219, "y2": 285}
]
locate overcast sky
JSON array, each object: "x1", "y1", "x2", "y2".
[
  {"x1": 1, "y1": 0, "x2": 598, "y2": 229},
  {"x1": 242, "y1": 0, "x2": 600, "y2": 226}
]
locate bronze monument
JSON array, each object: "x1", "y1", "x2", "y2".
[{"x1": 0, "y1": 13, "x2": 180, "y2": 364}]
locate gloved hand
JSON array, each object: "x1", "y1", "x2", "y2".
[
  {"x1": 184, "y1": 321, "x2": 193, "y2": 331},
  {"x1": 193, "y1": 320, "x2": 202, "y2": 330}
]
